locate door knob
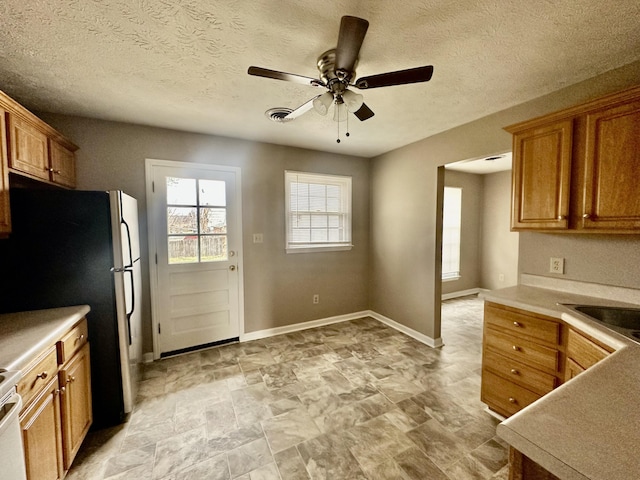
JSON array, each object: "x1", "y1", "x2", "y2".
[{"x1": 229, "y1": 265, "x2": 236, "y2": 271}]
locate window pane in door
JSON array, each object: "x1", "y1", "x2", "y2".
[
  {"x1": 167, "y1": 177, "x2": 196, "y2": 205},
  {"x1": 200, "y1": 180, "x2": 226, "y2": 206},
  {"x1": 200, "y1": 208, "x2": 227, "y2": 234},
  {"x1": 168, "y1": 236, "x2": 198, "y2": 264},
  {"x1": 200, "y1": 235, "x2": 228, "y2": 262},
  {"x1": 168, "y1": 207, "x2": 197, "y2": 234}
]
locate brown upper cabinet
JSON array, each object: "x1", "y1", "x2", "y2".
[
  {"x1": 0, "y1": 89, "x2": 78, "y2": 236},
  {"x1": 506, "y1": 85, "x2": 640, "y2": 233}
]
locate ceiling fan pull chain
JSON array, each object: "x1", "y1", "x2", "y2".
[
  {"x1": 337, "y1": 114, "x2": 341, "y2": 143},
  {"x1": 346, "y1": 112, "x2": 350, "y2": 138}
]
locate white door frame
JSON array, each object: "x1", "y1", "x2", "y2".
[{"x1": 145, "y1": 158, "x2": 245, "y2": 359}]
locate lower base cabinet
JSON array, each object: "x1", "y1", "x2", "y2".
[
  {"x1": 509, "y1": 448, "x2": 560, "y2": 480},
  {"x1": 20, "y1": 378, "x2": 64, "y2": 480},
  {"x1": 60, "y1": 343, "x2": 92, "y2": 469},
  {"x1": 18, "y1": 319, "x2": 92, "y2": 480}
]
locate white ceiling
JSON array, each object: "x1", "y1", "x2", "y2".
[
  {"x1": 1, "y1": 1, "x2": 639, "y2": 158},
  {"x1": 446, "y1": 152, "x2": 512, "y2": 175}
]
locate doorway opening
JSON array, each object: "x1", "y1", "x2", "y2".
[{"x1": 437, "y1": 153, "x2": 518, "y2": 343}]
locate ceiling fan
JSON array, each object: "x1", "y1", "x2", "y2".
[{"x1": 248, "y1": 15, "x2": 434, "y2": 134}]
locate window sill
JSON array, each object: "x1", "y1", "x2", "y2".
[
  {"x1": 442, "y1": 275, "x2": 461, "y2": 282},
  {"x1": 286, "y1": 245, "x2": 353, "y2": 254}
]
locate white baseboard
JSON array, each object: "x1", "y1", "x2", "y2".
[
  {"x1": 240, "y1": 311, "x2": 371, "y2": 342},
  {"x1": 240, "y1": 309, "x2": 443, "y2": 349},
  {"x1": 367, "y1": 311, "x2": 443, "y2": 348},
  {"x1": 442, "y1": 287, "x2": 488, "y2": 301}
]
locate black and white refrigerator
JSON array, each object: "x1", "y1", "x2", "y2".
[{"x1": 0, "y1": 188, "x2": 142, "y2": 428}]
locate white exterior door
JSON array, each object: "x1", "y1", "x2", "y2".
[{"x1": 147, "y1": 160, "x2": 243, "y2": 357}]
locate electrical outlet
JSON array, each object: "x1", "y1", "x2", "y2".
[
  {"x1": 498, "y1": 273, "x2": 505, "y2": 282},
  {"x1": 550, "y1": 257, "x2": 564, "y2": 274},
  {"x1": 253, "y1": 233, "x2": 263, "y2": 244},
  {"x1": 313, "y1": 294, "x2": 320, "y2": 304}
]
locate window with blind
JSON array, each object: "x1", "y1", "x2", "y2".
[
  {"x1": 285, "y1": 171, "x2": 352, "y2": 253},
  {"x1": 442, "y1": 186, "x2": 462, "y2": 280}
]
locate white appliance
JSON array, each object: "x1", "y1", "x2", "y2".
[{"x1": 0, "y1": 370, "x2": 27, "y2": 480}]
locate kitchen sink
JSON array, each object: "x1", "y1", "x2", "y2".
[{"x1": 564, "y1": 304, "x2": 640, "y2": 343}]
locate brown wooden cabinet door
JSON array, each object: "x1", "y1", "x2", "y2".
[
  {"x1": 20, "y1": 378, "x2": 64, "y2": 480},
  {"x1": 60, "y1": 342, "x2": 93, "y2": 470},
  {"x1": 0, "y1": 108, "x2": 10, "y2": 235},
  {"x1": 8, "y1": 114, "x2": 50, "y2": 181},
  {"x1": 511, "y1": 119, "x2": 573, "y2": 230},
  {"x1": 49, "y1": 139, "x2": 76, "y2": 188},
  {"x1": 581, "y1": 99, "x2": 640, "y2": 229}
]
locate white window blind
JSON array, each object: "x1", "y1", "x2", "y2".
[
  {"x1": 442, "y1": 187, "x2": 462, "y2": 280},
  {"x1": 285, "y1": 171, "x2": 352, "y2": 253}
]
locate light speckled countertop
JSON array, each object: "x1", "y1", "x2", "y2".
[
  {"x1": 0, "y1": 305, "x2": 90, "y2": 372},
  {"x1": 483, "y1": 281, "x2": 640, "y2": 480}
]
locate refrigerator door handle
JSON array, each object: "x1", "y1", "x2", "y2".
[
  {"x1": 120, "y1": 217, "x2": 134, "y2": 269},
  {"x1": 124, "y1": 268, "x2": 135, "y2": 345}
]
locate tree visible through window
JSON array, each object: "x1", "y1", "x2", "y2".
[
  {"x1": 166, "y1": 177, "x2": 228, "y2": 263},
  {"x1": 285, "y1": 171, "x2": 352, "y2": 253},
  {"x1": 442, "y1": 187, "x2": 462, "y2": 280}
]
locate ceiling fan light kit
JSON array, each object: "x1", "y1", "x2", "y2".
[{"x1": 249, "y1": 15, "x2": 434, "y2": 142}]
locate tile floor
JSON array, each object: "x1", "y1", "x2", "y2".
[{"x1": 66, "y1": 295, "x2": 509, "y2": 479}]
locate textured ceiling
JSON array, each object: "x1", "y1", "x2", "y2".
[{"x1": 1, "y1": 1, "x2": 639, "y2": 158}]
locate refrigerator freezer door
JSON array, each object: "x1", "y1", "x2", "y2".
[{"x1": 120, "y1": 192, "x2": 141, "y2": 263}]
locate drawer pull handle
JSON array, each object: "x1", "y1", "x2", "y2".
[
  {"x1": 510, "y1": 369, "x2": 519, "y2": 375},
  {"x1": 75, "y1": 334, "x2": 85, "y2": 344},
  {"x1": 513, "y1": 321, "x2": 522, "y2": 327},
  {"x1": 508, "y1": 397, "x2": 517, "y2": 404},
  {"x1": 36, "y1": 371, "x2": 48, "y2": 380},
  {"x1": 512, "y1": 345, "x2": 520, "y2": 351}
]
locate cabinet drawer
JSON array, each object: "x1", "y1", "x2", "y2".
[
  {"x1": 485, "y1": 303, "x2": 561, "y2": 345},
  {"x1": 485, "y1": 327, "x2": 560, "y2": 373},
  {"x1": 481, "y1": 369, "x2": 541, "y2": 417},
  {"x1": 17, "y1": 346, "x2": 59, "y2": 409},
  {"x1": 566, "y1": 328, "x2": 611, "y2": 371},
  {"x1": 484, "y1": 349, "x2": 557, "y2": 395},
  {"x1": 58, "y1": 319, "x2": 88, "y2": 364}
]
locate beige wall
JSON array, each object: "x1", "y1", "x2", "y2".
[
  {"x1": 36, "y1": 60, "x2": 640, "y2": 351},
  {"x1": 442, "y1": 170, "x2": 483, "y2": 295},
  {"x1": 37, "y1": 115, "x2": 371, "y2": 352},
  {"x1": 482, "y1": 171, "x2": 519, "y2": 290},
  {"x1": 370, "y1": 61, "x2": 640, "y2": 343},
  {"x1": 519, "y1": 233, "x2": 640, "y2": 288}
]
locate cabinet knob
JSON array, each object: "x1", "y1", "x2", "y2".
[
  {"x1": 513, "y1": 321, "x2": 522, "y2": 328},
  {"x1": 66, "y1": 376, "x2": 76, "y2": 384},
  {"x1": 75, "y1": 334, "x2": 85, "y2": 344},
  {"x1": 582, "y1": 213, "x2": 591, "y2": 219},
  {"x1": 53, "y1": 169, "x2": 62, "y2": 175},
  {"x1": 36, "y1": 371, "x2": 48, "y2": 380},
  {"x1": 60, "y1": 386, "x2": 66, "y2": 394},
  {"x1": 508, "y1": 397, "x2": 517, "y2": 404},
  {"x1": 557, "y1": 215, "x2": 566, "y2": 220},
  {"x1": 512, "y1": 345, "x2": 520, "y2": 351},
  {"x1": 510, "y1": 369, "x2": 519, "y2": 375}
]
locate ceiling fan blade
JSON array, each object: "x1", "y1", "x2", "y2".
[
  {"x1": 248, "y1": 66, "x2": 325, "y2": 87},
  {"x1": 285, "y1": 95, "x2": 322, "y2": 120},
  {"x1": 353, "y1": 103, "x2": 374, "y2": 121},
  {"x1": 354, "y1": 65, "x2": 434, "y2": 89},
  {"x1": 335, "y1": 16, "x2": 369, "y2": 73}
]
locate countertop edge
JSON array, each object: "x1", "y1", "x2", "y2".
[
  {"x1": 0, "y1": 305, "x2": 91, "y2": 372},
  {"x1": 483, "y1": 285, "x2": 640, "y2": 480}
]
